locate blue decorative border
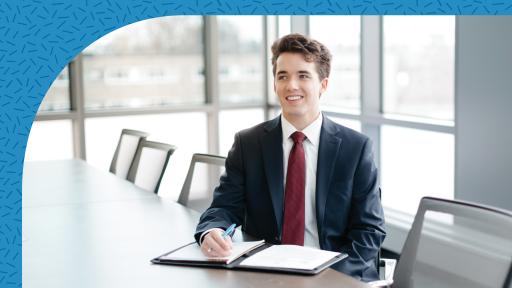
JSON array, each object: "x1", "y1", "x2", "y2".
[{"x1": 0, "y1": 0, "x2": 510, "y2": 286}]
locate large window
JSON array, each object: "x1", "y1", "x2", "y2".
[
  {"x1": 218, "y1": 16, "x2": 264, "y2": 105},
  {"x1": 380, "y1": 16, "x2": 455, "y2": 215},
  {"x1": 82, "y1": 16, "x2": 204, "y2": 110},
  {"x1": 31, "y1": 16, "x2": 457, "y2": 220},
  {"x1": 310, "y1": 16, "x2": 361, "y2": 112},
  {"x1": 383, "y1": 16, "x2": 455, "y2": 121}
]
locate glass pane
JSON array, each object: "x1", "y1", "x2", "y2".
[
  {"x1": 82, "y1": 16, "x2": 204, "y2": 110},
  {"x1": 383, "y1": 16, "x2": 455, "y2": 121},
  {"x1": 381, "y1": 125, "x2": 454, "y2": 215},
  {"x1": 85, "y1": 112, "x2": 208, "y2": 200},
  {"x1": 310, "y1": 16, "x2": 361, "y2": 111},
  {"x1": 25, "y1": 120, "x2": 74, "y2": 161},
  {"x1": 218, "y1": 16, "x2": 264, "y2": 105},
  {"x1": 329, "y1": 117, "x2": 361, "y2": 132},
  {"x1": 278, "y1": 16, "x2": 291, "y2": 37},
  {"x1": 39, "y1": 66, "x2": 70, "y2": 112},
  {"x1": 219, "y1": 109, "x2": 265, "y2": 156}
]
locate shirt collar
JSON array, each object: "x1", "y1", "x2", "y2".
[{"x1": 281, "y1": 113, "x2": 323, "y2": 147}]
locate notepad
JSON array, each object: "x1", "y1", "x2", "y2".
[
  {"x1": 239, "y1": 245, "x2": 341, "y2": 270},
  {"x1": 152, "y1": 240, "x2": 347, "y2": 275},
  {"x1": 159, "y1": 240, "x2": 265, "y2": 264}
]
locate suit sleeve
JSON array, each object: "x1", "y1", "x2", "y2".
[
  {"x1": 333, "y1": 138, "x2": 386, "y2": 281},
  {"x1": 194, "y1": 132, "x2": 246, "y2": 243}
]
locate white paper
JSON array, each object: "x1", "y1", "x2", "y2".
[
  {"x1": 239, "y1": 245, "x2": 340, "y2": 270},
  {"x1": 162, "y1": 240, "x2": 265, "y2": 264}
]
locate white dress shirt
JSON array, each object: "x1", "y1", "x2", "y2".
[{"x1": 281, "y1": 114, "x2": 322, "y2": 248}]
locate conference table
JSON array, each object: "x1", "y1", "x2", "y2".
[{"x1": 23, "y1": 159, "x2": 369, "y2": 288}]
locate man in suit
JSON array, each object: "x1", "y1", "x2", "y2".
[{"x1": 195, "y1": 33, "x2": 386, "y2": 281}]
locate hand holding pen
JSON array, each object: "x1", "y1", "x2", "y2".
[{"x1": 201, "y1": 223, "x2": 236, "y2": 257}]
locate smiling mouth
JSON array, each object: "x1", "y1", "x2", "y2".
[{"x1": 286, "y1": 95, "x2": 304, "y2": 101}]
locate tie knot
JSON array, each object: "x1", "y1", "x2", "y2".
[{"x1": 291, "y1": 131, "x2": 306, "y2": 144}]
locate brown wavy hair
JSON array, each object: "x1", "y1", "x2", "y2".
[{"x1": 271, "y1": 33, "x2": 332, "y2": 80}]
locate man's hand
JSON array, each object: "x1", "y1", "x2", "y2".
[{"x1": 200, "y1": 228, "x2": 233, "y2": 257}]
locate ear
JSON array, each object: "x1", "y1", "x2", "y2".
[
  {"x1": 273, "y1": 80, "x2": 277, "y2": 93},
  {"x1": 320, "y1": 77, "x2": 328, "y2": 95}
]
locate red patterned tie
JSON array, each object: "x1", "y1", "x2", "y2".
[{"x1": 281, "y1": 131, "x2": 306, "y2": 245}]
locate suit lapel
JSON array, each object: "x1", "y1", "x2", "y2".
[
  {"x1": 316, "y1": 116, "x2": 342, "y2": 243},
  {"x1": 261, "y1": 117, "x2": 285, "y2": 235}
]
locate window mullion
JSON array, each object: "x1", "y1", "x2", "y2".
[{"x1": 361, "y1": 16, "x2": 382, "y2": 172}]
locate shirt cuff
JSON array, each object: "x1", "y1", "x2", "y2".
[{"x1": 199, "y1": 228, "x2": 224, "y2": 245}]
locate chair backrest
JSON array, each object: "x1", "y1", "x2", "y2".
[
  {"x1": 110, "y1": 129, "x2": 149, "y2": 179},
  {"x1": 394, "y1": 196, "x2": 512, "y2": 288},
  {"x1": 126, "y1": 139, "x2": 176, "y2": 194},
  {"x1": 177, "y1": 153, "x2": 226, "y2": 212}
]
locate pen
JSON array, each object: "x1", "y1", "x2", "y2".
[{"x1": 221, "y1": 223, "x2": 236, "y2": 239}]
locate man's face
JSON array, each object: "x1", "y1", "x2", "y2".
[{"x1": 274, "y1": 52, "x2": 328, "y2": 125}]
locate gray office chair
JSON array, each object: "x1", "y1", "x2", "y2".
[
  {"x1": 382, "y1": 197, "x2": 512, "y2": 288},
  {"x1": 110, "y1": 129, "x2": 149, "y2": 179},
  {"x1": 126, "y1": 139, "x2": 176, "y2": 194},
  {"x1": 177, "y1": 153, "x2": 226, "y2": 213}
]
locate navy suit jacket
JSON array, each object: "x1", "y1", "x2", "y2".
[{"x1": 195, "y1": 114, "x2": 386, "y2": 281}]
